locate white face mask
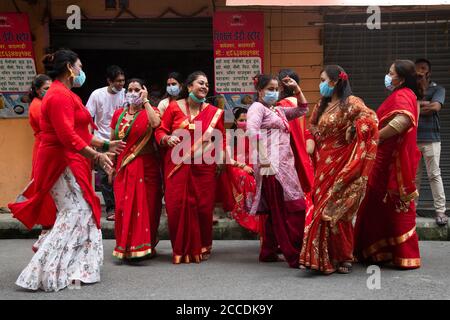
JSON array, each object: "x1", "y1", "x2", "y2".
[
  {"x1": 166, "y1": 84, "x2": 180, "y2": 97},
  {"x1": 111, "y1": 86, "x2": 121, "y2": 94},
  {"x1": 125, "y1": 92, "x2": 142, "y2": 106}
]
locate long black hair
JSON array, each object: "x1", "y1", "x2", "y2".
[
  {"x1": 178, "y1": 71, "x2": 207, "y2": 100},
  {"x1": 29, "y1": 74, "x2": 51, "y2": 100},
  {"x1": 393, "y1": 60, "x2": 425, "y2": 100},
  {"x1": 278, "y1": 69, "x2": 300, "y2": 99},
  {"x1": 42, "y1": 49, "x2": 79, "y2": 80},
  {"x1": 312, "y1": 65, "x2": 352, "y2": 125}
]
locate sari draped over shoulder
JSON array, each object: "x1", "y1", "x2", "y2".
[
  {"x1": 111, "y1": 107, "x2": 163, "y2": 259},
  {"x1": 299, "y1": 96, "x2": 379, "y2": 273},
  {"x1": 155, "y1": 100, "x2": 224, "y2": 264},
  {"x1": 354, "y1": 88, "x2": 421, "y2": 269}
]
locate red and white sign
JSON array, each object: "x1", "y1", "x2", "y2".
[
  {"x1": 213, "y1": 12, "x2": 264, "y2": 94},
  {"x1": 0, "y1": 13, "x2": 37, "y2": 117}
]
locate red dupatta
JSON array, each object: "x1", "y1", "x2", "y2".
[
  {"x1": 376, "y1": 87, "x2": 420, "y2": 211},
  {"x1": 277, "y1": 97, "x2": 314, "y2": 192},
  {"x1": 165, "y1": 101, "x2": 224, "y2": 178},
  {"x1": 112, "y1": 107, "x2": 156, "y2": 171}
]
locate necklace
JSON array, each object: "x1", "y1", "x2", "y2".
[{"x1": 115, "y1": 108, "x2": 140, "y2": 141}]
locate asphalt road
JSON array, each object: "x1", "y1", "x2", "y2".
[{"x1": 0, "y1": 240, "x2": 449, "y2": 300}]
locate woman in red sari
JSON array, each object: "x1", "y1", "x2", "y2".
[
  {"x1": 155, "y1": 71, "x2": 225, "y2": 264},
  {"x1": 277, "y1": 69, "x2": 315, "y2": 224},
  {"x1": 9, "y1": 50, "x2": 125, "y2": 291},
  {"x1": 299, "y1": 65, "x2": 379, "y2": 274},
  {"x1": 354, "y1": 60, "x2": 423, "y2": 269},
  {"x1": 224, "y1": 107, "x2": 259, "y2": 233},
  {"x1": 109, "y1": 78, "x2": 162, "y2": 260}
]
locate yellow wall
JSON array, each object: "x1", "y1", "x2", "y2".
[{"x1": 0, "y1": 119, "x2": 33, "y2": 206}]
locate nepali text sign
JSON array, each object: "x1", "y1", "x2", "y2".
[
  {"x1": 213, "y1": 12, "x2": 264, "y2": 120},
  {"x1": 0, "y1": 13, "x2": 37, "y2": 118}
]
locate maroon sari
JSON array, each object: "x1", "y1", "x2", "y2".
[{"x1": 354, "y1": 88, "x2": 421, "y2": 269}]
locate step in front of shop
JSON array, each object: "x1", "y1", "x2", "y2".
[{"x1": 0, "y1": 212, "x2": 448, "y2": 241}]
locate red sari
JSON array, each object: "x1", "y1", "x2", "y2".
[
  {"x1": 224, "y1": 133, "x2": 259, "y2": 233},
  {"x1": 9, "y1": 80, "x2": 101, "y2": 229},
  {"x1": 29, "y1": 97, "x2": 43, "y2": 178},
  {"x1": 354, "y1": 88, "x2": 421, "y2": 269},
  {"x1": 277, "y1": 97, "x2": 315, "y2": 225},
  {"x1": 299, "y1": 96, "x2": 378, "y2": 274},
  {"x1": 111, "y1": 107, "x2": 163, "y2": 259},
  {"x1": 155, "y1": 99, "x2": 224, "y2": 264}
]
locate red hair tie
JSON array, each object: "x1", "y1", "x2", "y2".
[
  {"x1": 339, "y1": 71, "x2": 348, "y2": 81},
  {"x1": 253, "y1": 76, "x2": 259, "y2": 86}
]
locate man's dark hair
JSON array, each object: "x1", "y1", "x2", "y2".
[
  {"x1": 415, "y1": 58, "x2": 431, "y2": 71},
  {"x1": 106, "y1": 65, "x2": 125, "y2": 81}
]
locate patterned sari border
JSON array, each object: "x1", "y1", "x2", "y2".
[{"x1": 362, "y1": 226, "x2": 416, "y2": 258}]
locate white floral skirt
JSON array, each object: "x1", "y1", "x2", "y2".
[{"x1": 16, "y1": 168, "x2": 104, "y2": 292}]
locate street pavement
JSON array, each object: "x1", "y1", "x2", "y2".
[{"x1": 0, "y1": 240, "x2": 449, "y2": 300}]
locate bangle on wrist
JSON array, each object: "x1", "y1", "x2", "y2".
[
  {"x1": 102, "y1": 140, "x2": 110, "y2": 152},
  {"x1": 143, "y1": 99, "x2": 150, "y2": 105}
]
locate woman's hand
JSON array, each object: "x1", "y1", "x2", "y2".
[
  {"x1": 306, "y1": 139, "x2": 315, "y2": 155},
  {"x1": 281, "y1": 76, "x2": 301, "y2": 95},
  {"x1": 98, "y1": 153, "x2": 114, "y2": 173},
  {"x1": 166, "y1": 135, "x2": 181, "y2": 147},
  {"x1": 140, "y1": 85, "x2": 149, "y2": 101},
  {"x1": 109, "y1": 140, "x2": 126, "y2": 154},
  {"x1": 243, "y1": 165, "x2": 254, "y2": 175}
]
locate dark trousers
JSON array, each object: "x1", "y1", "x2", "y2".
[
  {"x1": 260, "y1": 176, "x2": 305, "y2": 268},
  {"x1": 96, "y1": 164, "x2": 115, "y2": 212}
]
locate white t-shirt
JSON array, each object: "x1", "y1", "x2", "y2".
[{"x1": 86, "y1": 87, "x2": 125, "y2": 140}]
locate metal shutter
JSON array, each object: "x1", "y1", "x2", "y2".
[
  {"x1": 323, "y1": 10, "x2": 450, "y2": 207},
  {"x1": 49, "y1": 18, "x2": 212, "y2": 51}
]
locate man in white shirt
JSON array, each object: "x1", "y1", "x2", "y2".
[{"x1": 86, "y1": 65, "x2": 126, "y2": 221}]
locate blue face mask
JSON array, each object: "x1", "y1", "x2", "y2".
[
  {"x1": 384, "y1": 74, "x2": 395, "y2": 91},
  {"x1": 189, "y1": 91, "x2": 206, "y2": 104},
  {"x1": 40, "y1": 89, "x2": 47, "y2": 98},
  {"x1": 167, "y1": 85, "x2": 180, "y2": 97},
  {"x1": 319, "y1": 81, "x2": 334, "y2": 97},
  {"x1": 262, "y1": 90, "x2": 279, "y2": 105},
  {"x1": 73, "y1": 68, "x2": 86, "y2": 88}
]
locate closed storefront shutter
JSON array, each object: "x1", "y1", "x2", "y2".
[
  {"x1": 323, "y1": 10, "x2": 450, "y2": 207},
  {"x1": 49, "y1": 18, "x2": 212, "y2": 51}
]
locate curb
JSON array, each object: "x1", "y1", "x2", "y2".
[{"x1": 0, "y1": 213, "x2": 447, "y2": 240}]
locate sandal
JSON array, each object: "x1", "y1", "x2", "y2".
[
  {"x1": 435, "y1": 212, "x2": 448, "y2": 226},
  {"x1": 106, "y1": 212, "x2": 115, "y2": 221},
  {"x1": 337, "y1": 262, "x2": 353, "y2": 274}
]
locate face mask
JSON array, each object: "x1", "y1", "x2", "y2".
[
  {"x1": 189, "y1": 91, "x2": 206, "y2": 104},
  {"x1": 125, "y1": 92, "x2": 142, "y2": 106},
  {"x1": 40, "y1": 90, "x2": 47, "y2": 98},
  {"x1": 236, "y1": 121, "x2": 247, "y2": 130},
  {"x1": 72, "y1": 68, "x2": 86, "y2": 88},
  {"x1": 167, "y1": 85, "x2": 180, "y2": 97},
  {"x1": 384, "y1": 74, "x2": 396, "y2": 91},
  {"x1": 319, "y1": 81, "x2": 334, "y2": 97},
  {"x1": 111, "y1": 86, "x2": 121, "y2": 94},
  {"x1": 262, "y1": 91, "x2": 279, "y2": 105}
]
